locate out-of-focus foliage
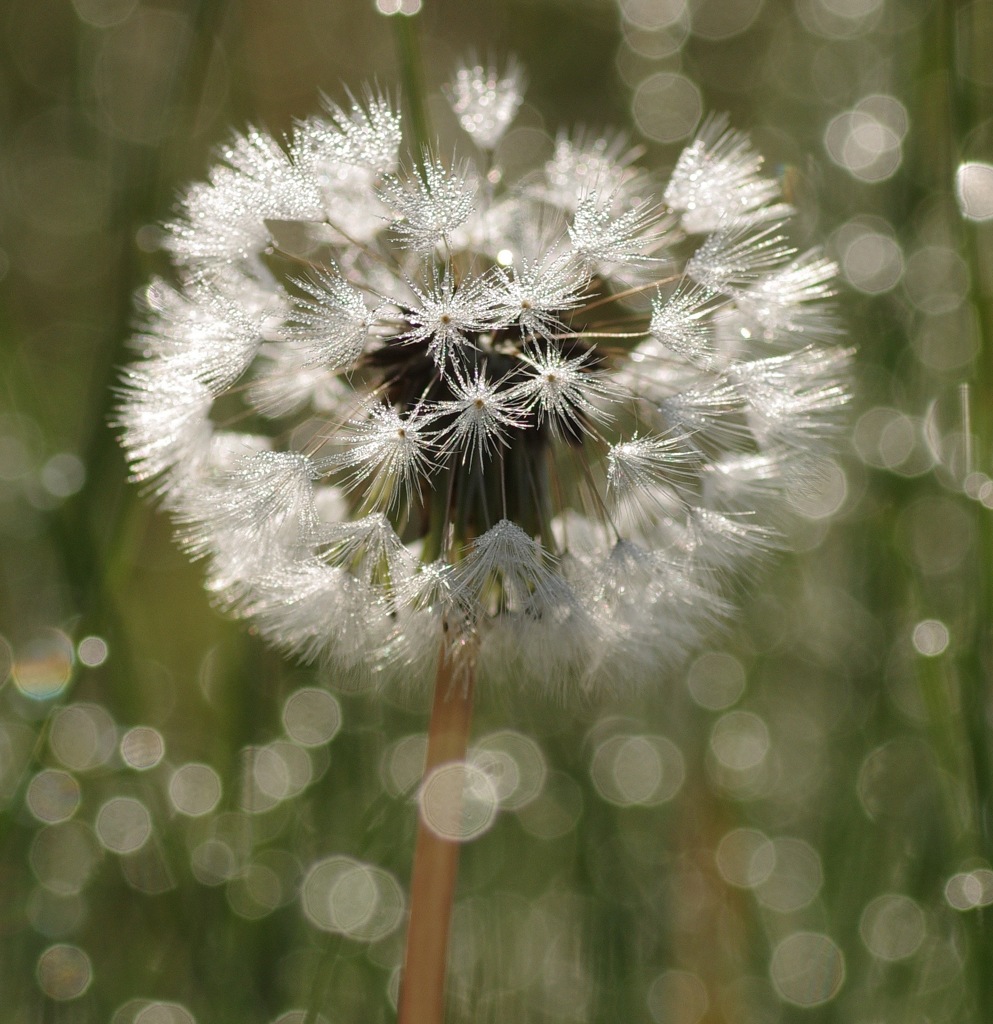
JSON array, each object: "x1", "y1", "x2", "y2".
[{"x1": 1, "y1": 1, "x2": 991, "y2": 1022}]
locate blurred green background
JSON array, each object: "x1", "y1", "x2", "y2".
[{"x1": 2, "y1": 0, "x2": 992, "y2": 1021}]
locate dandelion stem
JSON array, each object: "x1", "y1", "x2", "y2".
[
  {"x1": 397, "y1": 641, "x2": 476, "y2": 1024},
  {"x1": 392, "y1": 11, "x2": 431, "y2": 172},
  {"x1": 550, "y1": 330, "x2": 651, "y2": 341}
]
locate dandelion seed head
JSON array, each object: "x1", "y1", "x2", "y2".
[
  {"x1": 568, "y1": 190, "x2": 669, "y2": 268},
  {"x1": 686, "y1": 220, "x2": 795, "y2": 292},
  {"x1": 488, "y1": 255, "x2": 587, "y2": 338},
  {"x1": 607, "y1": 433, "x2": 700, "y2": 503},
  {"x1": 664, "y1": 115, "x2": 791, "y2": 234},
  {"x1": 542, "y1": 130, "x2": 646, "y2": 213},
  {"x1": 381, "y1": 159, "x2": 479, "y2": 251},
  {"x1": 117, "y1": 68, "x2": 850, "y2": 698},
  {"x1": 515, "y1": 346, "x2": 620, "y2": 438},
  {"x1": 401, "y1": 266, "x2": 493, "y2": 370},
  {"x1": 649, "y1": 283, "x2": 721, "y2": 363},
  {"x1": 446, "y1": 59, "x2": 526, "y2": 151},
  {"x1": 437, "y1": 365, "x2": 528, "y2": 465},
  {"x1": 332, "y1": 402, "x2": 437, "y2": 511},
  {"x1": 283, "y1": 270, "x2": 384, "y2": 370}
]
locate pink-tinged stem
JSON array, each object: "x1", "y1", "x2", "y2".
[{"x1": 397, "y1": 645, "x2": 475, "y2": 1024}]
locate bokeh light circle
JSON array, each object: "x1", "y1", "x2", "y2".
[
  {"x1": 471, "y1": 730, "x2": 547, "y2": 810},
  {"x1": 26, "y1": 769, "x2": 81, "y2": 824},
  {"x1": 227, "y1": 862, "x2": 285, "y2": 920},
  {"x1": 621, "y1": 0, "x2": 686, "y2": 30},
  {"x1": 418, "y1": 761, "x2": 499, "y2": 841},
  {"x1": 190, "y1": 839, "x2": 238, "y2": 886},
  {"x1": 590, "y1": 734, "x2": 685, "y2": 806},
  {"x1": 838, "y1": 227, "x2": 903, "y2": 294},
  {"x1": 281, "y1": 688, "x2": 341, "y2": 747},
  {"x1": 120, "y1": 726, "x2": 165, "y2": 770},
  {"x1": 769, "y1": 932, "x2": 845, "y2": 1006},
  {"x1": 36, "y1": 943, "x2": 92, "y2": 1000},
  {"x1": 956, "y1": 162, "x2": 993, "y2": 220},
  {"x1": 715, "y1": 828, "x2": 776, "y2": 888},
  {"x1": 169, "y1": 763, "x2": 222, "y2": 816},
  {"x1": 825, "y1": 103, "x2": 904, "y2": 182},
  {"x1": 12, "y1": 631, "x2": 74, "y2": 700},
  {"x1": 912, "y1": 619, "x2": 949, "y2": 656},
  {"x1": 29, "y1": 821, "x2": 102, "y2": 895},
  {"x1": 49, "y1": 702, "x2": 117, "y2": 771},
  {"x1": 754, "y1": 837, "x2": 823, "y2": 912},
  {"x1": 632, "y1": 73, "x2": 701, "y2": 143},
  {"x1": 240, "y1": 745, "x2": 290, "y2": 811},
  {"x1": 95, "y1": 796, "x2": 152, "y2": 853},
  {"x1": 71, "y1": 0, "x2": 139, "y2": 29},
  {"x1": 859, "y1": 893, "x2": 925, "y2": 959},
  {"x1": 945, "y1": 869, "x2": 993, "y2": 910},
  {"x1": 301, "y1": 856, "x2": 405, "y2": 940},
  {"x1": 647, "y1": 969, "x2": 708, "y2": 1023},
  {"x1": 381, "y1": 734, "x2": 428, "y2": 797},
  {"x1": 905, "y1": 246, "x2": 969, "y2": 315},
  {"x1": 686, "y1": 652, "x2": 746, "y2": 709},
  {"x1": 709, "y1": 711, "x2": 769, "y2": 771},
  {"x1": 134, "y1": 1002, "x2": 196, "y2": 1024},
  {"x1": 77, "y1": 635, "x2": 108, "y2": 667},
  {"x1": 789, "y1": 457, "x2": 848, "y2": 519},
  {"x1": 374, "y1": 0, "x2": 422, "y2": 13}
]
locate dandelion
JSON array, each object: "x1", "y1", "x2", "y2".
[
  {"x1": 117, "y1": 60, "x2": 850, "y2": 692},
  {"x1": 115, "y1": 55, "x2": 850, "y2": 1024}
]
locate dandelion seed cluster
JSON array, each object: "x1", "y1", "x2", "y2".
[{"x1": 117, "y1": 61, "x2": 850, "y2": 695}]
